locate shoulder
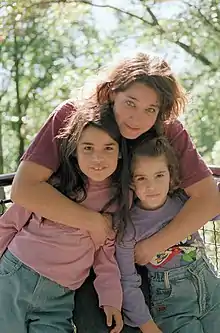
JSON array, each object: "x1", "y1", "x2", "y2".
[
  {"x1": 52, "y1": 99, "x2": 77, "y2": 125},
  {"x1": 164, "y1": 119, "x2": 211, "y2": 188},
  {"x1": 164, "y1": 119, "x2": 187, "y2": 145}
]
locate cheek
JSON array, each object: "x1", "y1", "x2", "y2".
[
  {"x1": 142, "y1": 115, "x2": 157, "y2": 130},
  {"x1": 77, "y1": 153, "x2": 89, "y2": 169},
  {"x1": 110, "y1": 155, "x2": 119, "y2": 171},
  {"x1": 134, "y1": 184, "x2": 144, "y2": 196},
  {"x1": 114, "y1": 103, "x2": 127, "y2": 123}
]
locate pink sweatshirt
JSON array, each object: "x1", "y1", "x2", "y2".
[{"x1": 0, "y1": 179, "x2": 122, "y2": 310}]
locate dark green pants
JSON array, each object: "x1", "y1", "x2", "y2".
[{"x1": 74, "y1": 266, "x2": 150, "y2": 333}]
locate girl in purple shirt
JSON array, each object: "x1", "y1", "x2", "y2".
[{"x1": 116, "y1": 136, "x2": 220, "y2": 333}]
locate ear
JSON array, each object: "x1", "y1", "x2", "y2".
[
  {"x1": 109, "y1": 89, "x2": 116, "y2": 102},
  {"x1": 118, "y1": 152, "x2": 122, "y2": 159},
  {"x1": 169, "y1": 179, "x2": 176, "y2": 193}
]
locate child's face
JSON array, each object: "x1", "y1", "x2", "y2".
[
  {"x1": 132, "y1": 154, "x2": 170, "y2": 210},
  {"x1": 76, "y1": 125, "x2": 119, "y2": 182}
]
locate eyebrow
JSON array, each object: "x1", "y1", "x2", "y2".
[
  {"x1": 80, "y1": 142, "x2": 116, "y2": 146},
  {"x1": 126, "y1": 95, "x2": 160, "y2": 108},
  {"x1": 133, "y1": 170, "x2": 167, "y2": 177}
]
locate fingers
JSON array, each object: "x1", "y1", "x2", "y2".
[
  {"x1": 104, "y1": 308, "x2": 113, "y2": 327},
  {"x1": 110, "y1": 312, "x2": 123, "y2": 333}
]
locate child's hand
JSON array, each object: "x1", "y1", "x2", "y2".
[
  {"x1": 89, "y1": 213, "x2": 115, "y2": 248},
  {"x1": 103, "y1": 305, "x2": 123, "y2": 333}
]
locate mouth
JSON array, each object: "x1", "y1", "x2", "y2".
[
  {"x1": 90, "y1": 166, "x2": 106, "y2": 171},
  {"x1": 145, "y1": 194, "x2": 160, "y2": 198},
  {"x1": 125, "y1": 123, "x2": 140, "y2": 132}
]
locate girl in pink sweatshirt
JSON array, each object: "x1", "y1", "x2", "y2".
[{"x1": 0, "y1": 102, "x2": 130, "y2": 333}]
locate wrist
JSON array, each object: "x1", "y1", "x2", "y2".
[
  {"x1": 149, "y1": 229, "x2": 171, "y2": 253},
  {"x1": 76, "y1": 206, "x2": 100, "y2": 232},
  {"x1": 140, "y1": 320, "x2": 161, "y2": 333}
]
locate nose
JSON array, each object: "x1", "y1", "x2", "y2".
[
  {"x1": 145, "y1": 179, "x2": 155, "y2": 191},
  {"x1": 91, "y1": 152, "x2": 104, "y2": 163},
  {"x1": 128, "y1": 107, "x2": 142, "y2": 125}
]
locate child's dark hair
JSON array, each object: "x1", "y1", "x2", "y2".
[
  {"x1": 131, "y1": 136, "x2": 180, "y2": 193},
  {"x1": 49, "y1": 101, "x2": 131, "y2": 239}
]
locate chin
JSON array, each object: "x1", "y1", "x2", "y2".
[
  {"x1": 121, "y1": 129, "x2": 141, "y2": 140},
  {"x1": 88, "y1": 173, "x2": 110, "y2": 182}
]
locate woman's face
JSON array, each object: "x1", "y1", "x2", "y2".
[{"x1": 113, "y1": 82, "x2": 160, "y2": 139}]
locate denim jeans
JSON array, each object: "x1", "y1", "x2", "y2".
[
  {"x1": 149, "y1": 256, "x2": 220, "y2": 333},
  {"x1": 0, "y1": 250, "x2": 75, "y2": 333}
]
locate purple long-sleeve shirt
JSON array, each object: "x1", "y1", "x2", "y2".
[{"x1": 116, "y1": 194, "x2": 220, "y2": 327}]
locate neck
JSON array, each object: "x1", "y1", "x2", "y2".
[{"x1": 136, "y1": 196, "x2": 168, "y2": 211}]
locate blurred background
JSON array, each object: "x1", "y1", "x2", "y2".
[
  {"x1": 1, "y1": 0, "x2": 220, "y2": 174},
  {"x1": 0, "y1": 0, "x2": 220, "y2": 268}
]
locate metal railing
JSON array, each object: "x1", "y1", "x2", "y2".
[{"x1": 1, "y1": 168, "x2": 220, "y2": 269}]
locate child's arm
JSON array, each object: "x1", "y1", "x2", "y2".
[
  {"x1": 116, "y1": 240, "x2": 161, "y2": 332},
  {"x1": 0, "y1": 203, "x2": 32, "y2": 257},
  {"x1": 93, "y1": 239, "x2": 123, "y2": 333},
  {"x1": 140, "y1": 320, "x2": 162, "y2": 333}
]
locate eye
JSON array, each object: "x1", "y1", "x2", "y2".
[
  {"x1": 156, "y1": 173, "x2": 165, "y2": 178},
  {"x1": 146, "y1": 108, "x2": 157, "y2": 114},
  {"x1": 125, "y1": 100, "x2": 136, "y2": 108},
  {"x1": 105, "y1": 146, "x2": 114, "y2": 151},
  {"x1": 83, "y1": 146, "x2": 93, "y2": 151},
  {"x1": 135, "y1": 176, "x2": 145, "y2": 182}
]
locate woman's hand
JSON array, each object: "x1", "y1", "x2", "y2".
[
  {"x1": 103, "y1": 306, "x2": 123, "y2": 333},
  {"x1": 134, "y1": 237, "x2": 157, "y2": 265},
  {"x1": 89, "y1": 213, "x2": 115, "y2": 248}
]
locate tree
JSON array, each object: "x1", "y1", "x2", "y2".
[
  {"x1": 37, "y1": 0, "x2": 220, "y2": 160},
  {"x1": 0, "y1": 0, "x2": 121, "y2": 172}
]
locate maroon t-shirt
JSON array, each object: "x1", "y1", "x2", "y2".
[{"x1": 22, "y1": 100, "x2": 211, "y2": 189}]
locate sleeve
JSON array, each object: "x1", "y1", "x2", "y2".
[
  {"x1": 212, "y1": 180, "x2": 220, "y2": 221},
  {"x1": 115, "y1": 240, "x2": 152, "y2": 327},
  {"x1": 93, "y1": 239, "x2": 123, "y2": 311},
  {"x1": 21, "y1": 100, "x2": 76, "y2": 172},
  {"x1": 165, "y1": 120, "x2": 212, "y2": 189},
  {"x1": 0, "y1": 204, "x2": 32, "y2": 257}
]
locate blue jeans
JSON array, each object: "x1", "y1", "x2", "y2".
[
  {"x1": 149, "y1": 256, "x2": 220, "y2": 332},
  {"x1": 0, "y1": 250, "x2": 75, "y2": 333}
]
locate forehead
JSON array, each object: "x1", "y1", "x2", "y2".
[
  {"x1": 123, "y1": 82, "x2": 160, "y2": 106},
  {"x1": 79, "y1": 125, "x2": 117, "y2": 144},
  {"x1": 132, "y1": 155, "x2": 168, "y2": 175}
]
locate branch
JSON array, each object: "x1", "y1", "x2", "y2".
[
  {"x1": 21, "y1": 63, "x2": 55, "y2": 110},
  {"x1": 145, "y1": 6, "x2": 165, "y2": 32},
  {"x1": 175, "y1": 40, "x2": 216, "y2": 69},
  {"x1": 183, "y1": 0, "x2": 220, "y2": 34},
  {"x1": 144, "y1": 4, "x2": 216, "y2": 70},
  {"x1": 77, "y1": 0, "x2": 153, "y2": 24},
  {"x1": 3, "y1": 0, "x2": 217, "y2": 69}
]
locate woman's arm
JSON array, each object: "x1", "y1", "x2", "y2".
[{"x1": 11, "y1": 161, "x2": 114, "y2": 245}]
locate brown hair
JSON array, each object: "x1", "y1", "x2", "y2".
[
  {"x1": 94, "y1": 53, "x2": 187, "y2": 123},
  {"x1": 48, "y1": 101, "x2": 131, "y2": 238},
  {"x1": 131, "y1": 136, "x2": 180, "y2": 193}
]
